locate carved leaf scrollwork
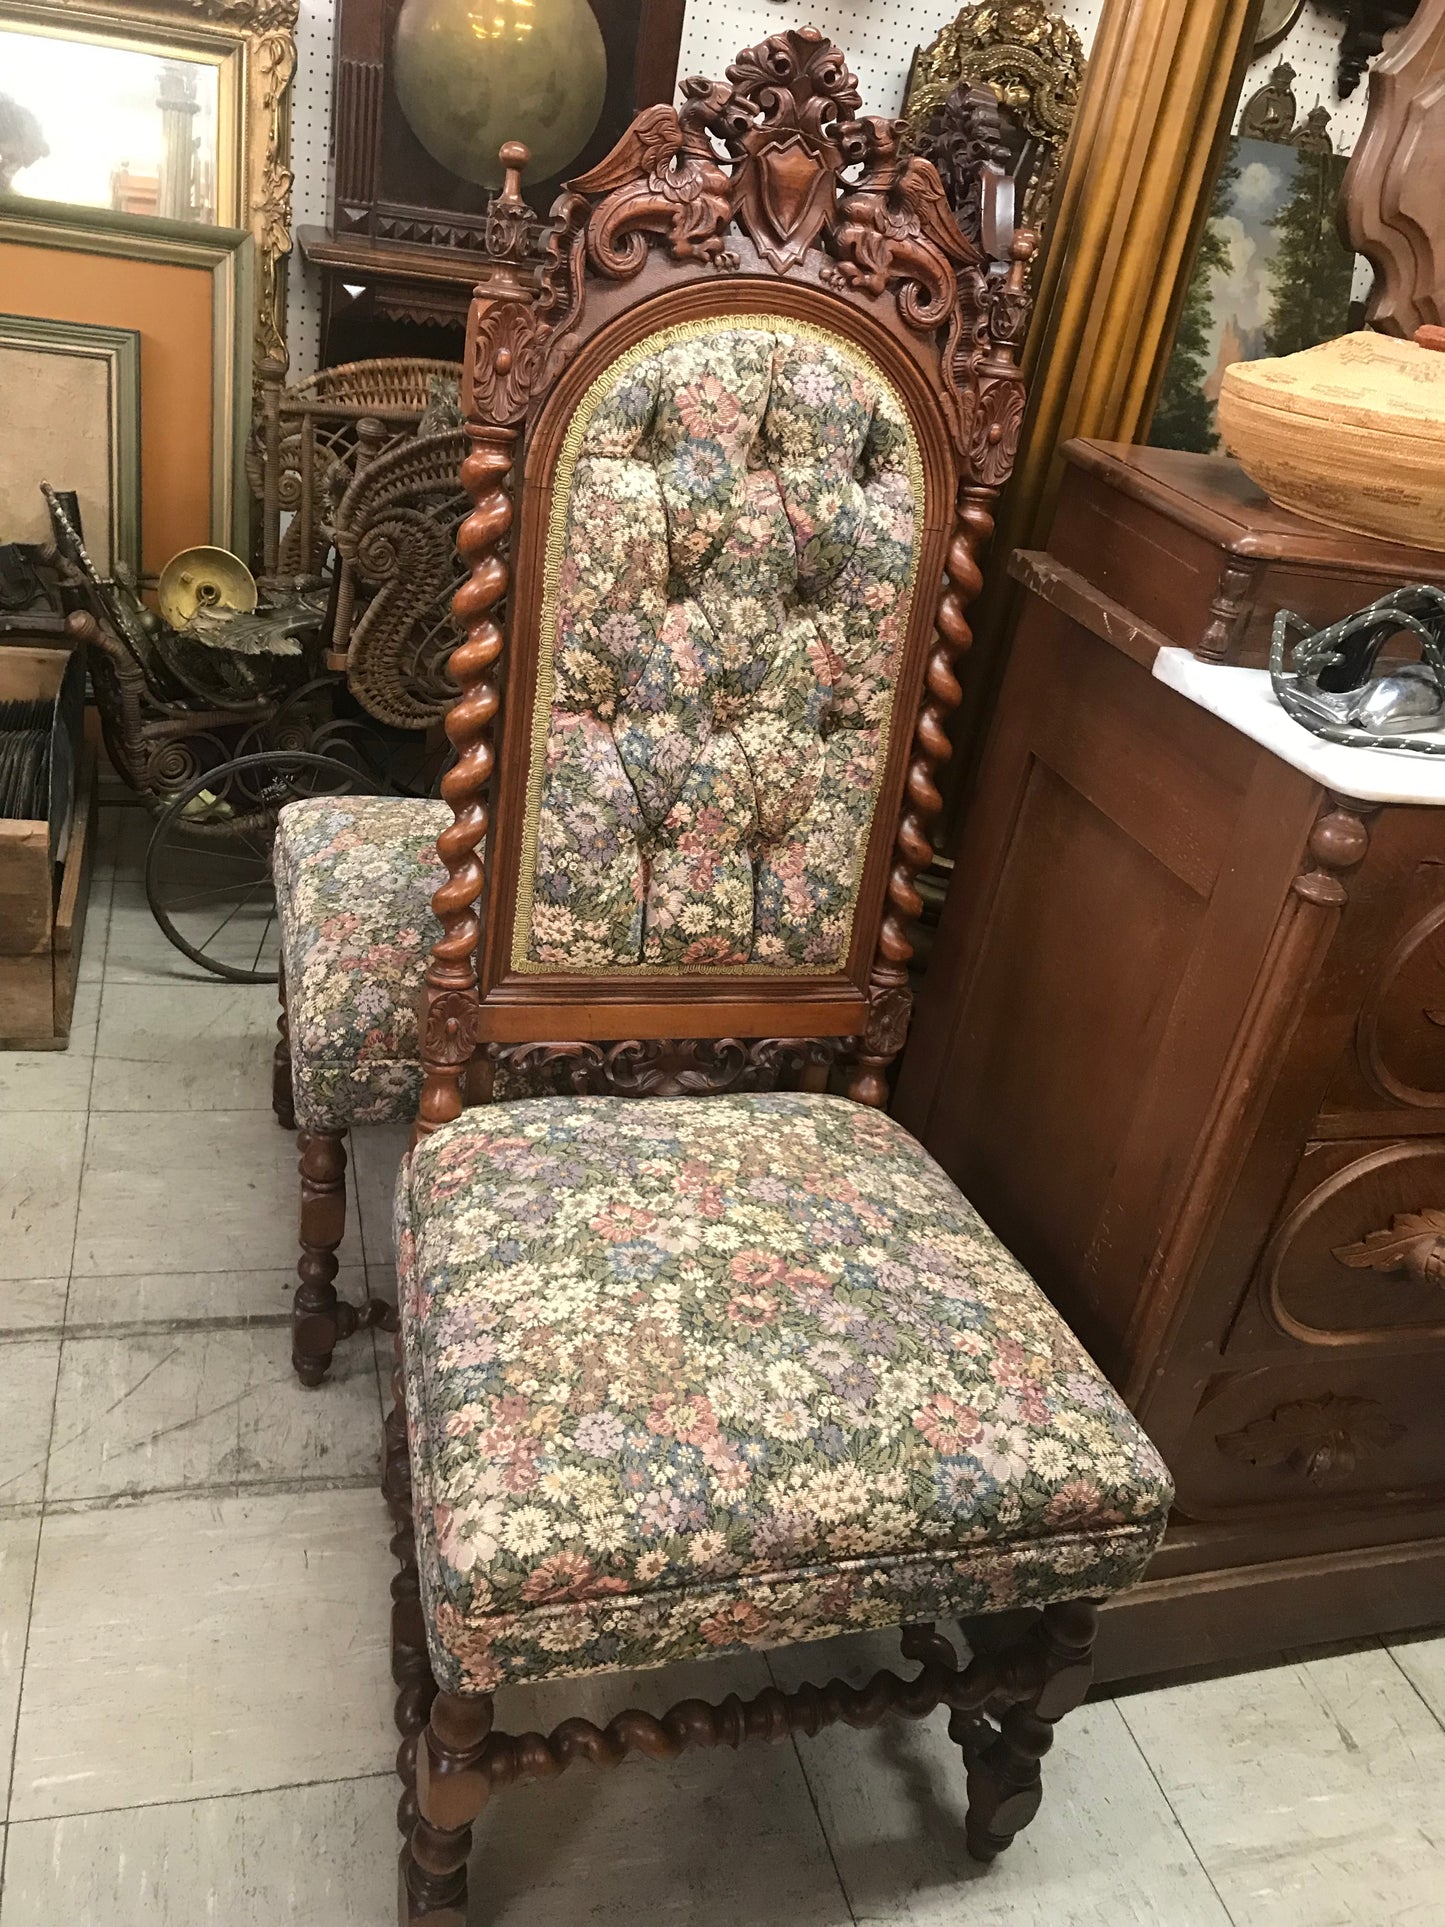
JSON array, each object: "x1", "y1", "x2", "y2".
[
  {"x1": 468, "y1": 301, "x2": 547, "y2": 427},
  {"x1": 569, "y1": 83, "x2": 737, "y2": 278},
  {"x1": 1216, "y1": 1393, "x2": 1406, "y2": 1483},
  {"x1": 863, "y1": 985, "x2": 913, "y2": 1059},
  {"x1": 423, "y1": 989, "x2": 482, "y2": 1066},
  {"x1": 968, "y1": 378, "x2": 1027, "y2": 488},
  {"x1": 722, "y1": 34, "x2": 862, "y2": 273},
  {"x1": 491, "y1": 1036, "x2": 841, "y2": 1100},
  {"x1": 1333, "y1": 1209, "x2": 1445, "y2": 1285},
  {"x1": 505, "y1": 24, "x2": 1036, "y2": 465}
]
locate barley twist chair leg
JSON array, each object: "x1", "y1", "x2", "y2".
[
  {"x1": 400, "y1": 1692, "x2": 495, "y2": 1926},
  {"x1": 960, "y1": 1598, "x2": 1098, "y2": 1863},
  {"x1": 387, "y1": 1331, "x2": 436, "y2": 1839},
  {"x1": 272, "y1": 965, "x2": 296, "y2": 1131}
]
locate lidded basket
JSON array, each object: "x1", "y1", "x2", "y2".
[{"x1": 1218, "y1": 328, "x2": 1445, "y2": 554}]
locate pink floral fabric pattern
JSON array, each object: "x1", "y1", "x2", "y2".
[
  {"x1": 274, "y1": 796, "x2": 451, "y2": 1130},
  {"x1": 520, "y1": 322, "x2": 922, "y2": 974},
  {"x1": 396, "y1": 1093, "x2": 1173, "y2": 1695}
]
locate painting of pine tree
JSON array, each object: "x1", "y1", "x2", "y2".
[
  {"x1": 1152, "y1": 145, "x2": 1241, "y2": 453},
  {"x1": 1150, "y1": 135, "x2": 1356, "y2": 455},
  {"x1": 1264, "y1": 150, "x2": 1354, "y2": 356}
]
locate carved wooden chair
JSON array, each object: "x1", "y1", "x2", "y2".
[
  {"x1": 377, "y1": 32, "x2": 1173, "y2": 1924},
  {"x1": 265, "y1": 260, "x2": 558, "y2": 1385}
]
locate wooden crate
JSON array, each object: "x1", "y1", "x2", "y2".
[{"x1": 0, "y1": 643, "x2": 97, "y2": 1050}]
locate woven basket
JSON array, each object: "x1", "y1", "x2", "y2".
[{"x1": 1218, "y1": 328, "x2": 1445, "y2": 554}]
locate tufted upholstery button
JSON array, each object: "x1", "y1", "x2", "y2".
[{"x1": 521, "y1": 321, "x2": 923, "y2": 974}]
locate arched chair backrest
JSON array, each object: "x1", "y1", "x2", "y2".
[{"x1": 416, "y1": 26, "x2": 1034, "y2": 1137}]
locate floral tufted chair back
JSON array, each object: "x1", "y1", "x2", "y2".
[
  {"x1": 524, "y1": 319, "x2": 920, "y2": 975},
  {"x1": 415, "y1": 29, "x2": 1035, "y2": 1132}
]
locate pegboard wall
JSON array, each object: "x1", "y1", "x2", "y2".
[
  {"x1": 281, "y1": 0, "x2": 1373, "y2": 380},
  {"x1": 284, "y1": 0, "x2": 335, "y2": 381}
]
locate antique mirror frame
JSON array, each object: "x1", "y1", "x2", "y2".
[
  {"x1": 0, "y1": 0, "x2": 296, "y2": 372},
  {"x1": 944, "y1": 0, "x2": 1268, "y2": 827}
]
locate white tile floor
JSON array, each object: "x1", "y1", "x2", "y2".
[{"x1": 1, "y1": 798, "x2": 1444, "y2": 1925}]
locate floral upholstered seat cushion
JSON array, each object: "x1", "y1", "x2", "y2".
[
  {"x1": 274, "y1": 796, "x2": 451, "y2": 1131},
  {"x1": 517, "y1": 320, "x2": 924, "y2": 975},
  {"x1": 396, "y1": 1092, "x2": 1174, "y2": 1696}
]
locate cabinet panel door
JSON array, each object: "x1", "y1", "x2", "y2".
[{"x1": 897, "y1": 601, "x2": 1317, "y2": 1388}]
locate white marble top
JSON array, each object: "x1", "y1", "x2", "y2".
[{"x1": 1152, "y1": 647, "x2": 1445, "y2": 806}]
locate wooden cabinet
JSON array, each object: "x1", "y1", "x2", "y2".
[{"x1": 895, "y1": 440, "x2": 1445, "y2": 1680}]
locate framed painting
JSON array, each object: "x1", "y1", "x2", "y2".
[
  {"x1": 1151, "y1": 114, "x2": 1357, "y2": 454},
  {"x1": 0, "y1": 199, "x2": 252, "y2": 571},
  {"x1": 0, "y1": 0, "x2": 295, "y2": 371},
  {"x1": 0, "y1": 312, "x2": 140, "y2": 576}
]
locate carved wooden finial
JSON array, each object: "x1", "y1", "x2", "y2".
[
  {"x1": 498, "y1": 140, "x2": 529, "y2": 200},
  {"x1": 480, "y1": 138, "x2": 543, "y2": 295}
]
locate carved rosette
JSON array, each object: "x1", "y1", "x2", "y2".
[
  {"x1": 863, "y1": 986, "x2": 914, "y2": 1059},
  {"x1": 424, "y1": 988, "x2": 482, "y2": 1066},
  {"x1": 968, "y1": 377, "x2": 1028, "y2": 487},
  {"x1": 468, "y1": 301, "x2": 547, "y2": 427}
]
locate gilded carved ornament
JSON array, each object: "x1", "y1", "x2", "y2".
[
  {"x1": 904, "y1": 1, "x2": 1085, "y2": 236},
  {"x1": 35, "y1": 0, "x2": 298, "y2": 372}
]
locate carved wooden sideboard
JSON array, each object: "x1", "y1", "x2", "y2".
[{"x1": 895, "y1": 439, "x2": 1445, "y2": 1680}]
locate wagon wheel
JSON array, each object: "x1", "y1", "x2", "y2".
[
  {"x1": 257, "y1": 675, "x2": 398, "y2": 783},
  {"x1": 144, "y1": 750, "x2": 389, "y2": 984}
]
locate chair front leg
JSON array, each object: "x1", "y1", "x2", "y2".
[
  {"x1": 293, "y1": 1128, "x2": 348, "y2": 1385},
  {"x1": 400, "y1": 1691, "x2": 495, "y2": 1926},
  {"x1": 960, "y1": 1598, "x2": 1098, "y2": 1862},
  {"x1": 272, "y1": 963, "x2": 296, "y2": 1131}
]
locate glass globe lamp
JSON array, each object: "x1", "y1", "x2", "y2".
[{"x1": 392, "y1": 0, "x2": 608, "y2": 190}]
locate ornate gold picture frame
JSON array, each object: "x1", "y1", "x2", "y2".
[
  {"x1": 903, "y1": 2, "x2": 1087, "y2": 239},
  {"x1": 0, "y1": 0, "x2": 295, "y2": 371},
  {"x1": 941, "y1": 0, "x2": 1267, "y2": 834}
]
